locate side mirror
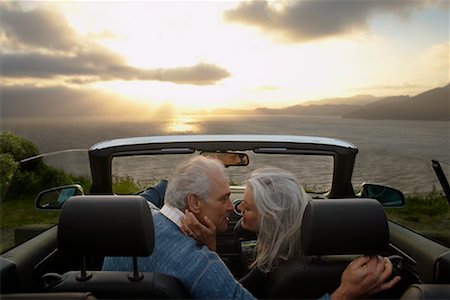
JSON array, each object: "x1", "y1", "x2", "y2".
[
  {"x1": 360, "y1": 183, "x2": 405, "y2": 207},
  {"x1": 35, "y1": 184, "x2": 84, "y2": 210}
]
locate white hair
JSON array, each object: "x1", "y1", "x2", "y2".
[
  {"x1": 165, "y1": 156, "x2": 227, "y2": 209},
  {"x1": 247, "y1": 167, "x2": 310, "y2": 273}
]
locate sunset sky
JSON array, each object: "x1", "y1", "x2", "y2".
[{"x1": 1, "y1": 0, "x2": 449, "y2": 116}]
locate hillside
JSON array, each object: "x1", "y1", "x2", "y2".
[
  {"x1": 302, "y1": 95, "x2": 381, "y2": 106},
  {"x1": 206, "y1": 84, "x2": 450, "y2": 121},
  {"x1": 210, "y1": 104, "x2": 360, "y2": 116},
  {"x1": 343, "y1": 84, "x2": 450, "y2": 120}
]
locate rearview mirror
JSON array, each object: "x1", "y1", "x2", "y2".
[
  {"x1": 35, "y1": 184, "x2": 84, "y2": 210},
  {"x1": 360, "y1": 183, "x2": 405, "y2": 207},
  {"x1": 201, "y1": 152, "x2": 249, "y2": 167}
]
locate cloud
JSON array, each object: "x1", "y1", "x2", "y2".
[
  {"x1": 150, "y1": 63, "x2": 231, "y2": 85},
  {"x1": 0, "y1": 2, "x2": 230, "y2": 85},
  {"x1": 1, "y1": 51, "x2": 230, "y2": 85},
  {"x1": 224, "y1": 0, "x2": 439, "y2": 43},
  {"x1": 0, "y1": 1, "x2": 81, "y2": 52}
]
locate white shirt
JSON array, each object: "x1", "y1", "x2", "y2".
[{"x1": 160, "y1": 204, "x2": 184, "y2": 228}]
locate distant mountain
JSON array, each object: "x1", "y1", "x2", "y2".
[
  {"x1": 302, "y1": 95, "x2": 382, "y2": 106},
  {"x1": 208, "y1": 104, "x2": 360, "y2": 116},
  {"x1": 343, "y1": 84, "x2": 450, "y2": 120},
  {"x1": 202, "y1": 84, "x2": 450, "y2": 121},
  {"x1": 274, "y1": 104, "x2": 361, "y2": 116}
]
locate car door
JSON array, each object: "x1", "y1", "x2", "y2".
[
  {"x1": 1, "y1": 150, "x2": 92, "y2": 295},
  {"x1": 365, "y1": 158, "x2": 450, "y2": 288}
]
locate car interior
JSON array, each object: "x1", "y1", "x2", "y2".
[{"x1": 2, "y1": 191, "x2": 450, "y2": 299}]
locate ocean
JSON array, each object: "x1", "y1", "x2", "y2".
[{"x1": 2, "y1": 115, "x2": 449, "y2": 194}]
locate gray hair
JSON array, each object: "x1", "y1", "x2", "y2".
[
  {"x1": 247, "y1": 167, "x2": 310, "y2": 273},
  {"x1": 165, "y1": 156, "x2": 227, "y2": 209}
]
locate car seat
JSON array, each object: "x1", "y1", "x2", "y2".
[
  {"x1": 262, "y1": 198, "x2": 390, "y2": 299},
  {"x1": 42, "y1": 195, "x2": 189, "y2": 299}
]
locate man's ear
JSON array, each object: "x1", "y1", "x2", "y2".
[{"x1": 187, "y1": 193, "x2": 201, "y2": 213}]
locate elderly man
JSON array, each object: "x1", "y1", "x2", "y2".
[{"x1": 103, "y1": 156, "x2": 399, "y2": 299}]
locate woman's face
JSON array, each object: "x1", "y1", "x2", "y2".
[{"x1": 238, "y1": 185, "x2": 259, "y2": 232}]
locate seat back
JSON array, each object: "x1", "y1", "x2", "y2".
[
  {"x1": 45, "y1": 195, "x2": 189, "y2": 299},
  {"x1": 263, "y1": 198, "x2": 389, "y2": 299}
]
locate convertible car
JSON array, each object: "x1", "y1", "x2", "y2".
[{"x1": 1, "y1": 135, "x2": 449, "y2": 299}]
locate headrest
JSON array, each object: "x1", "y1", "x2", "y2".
[
  {"x1": 301, "y1": 198, "x2": 389, "y2": 255},
  {"x1": 58, "y1": 195, "x2": 154, "y2": 257}
]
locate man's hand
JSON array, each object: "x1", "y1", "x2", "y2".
[
  {"x1": 180, "y1": 210, "x2": 217, "y2": 251},
  {"x1": 331, "y1": 255, "x2": 401, "y2": 300}
]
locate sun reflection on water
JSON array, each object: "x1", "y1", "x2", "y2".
[{"x1": 164, "y1": 116, "x2": 201, "y2": 133}]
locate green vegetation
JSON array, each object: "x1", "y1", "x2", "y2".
[
  {"x1": 0, "y1": 131, "x2": 40, "y2": 161},
  {"x1": 0, "y1": 131, "x2": 40, "y2": 199},
  {"x1": 1, "y1": 131, "x2": 92, "y2": 202},
  {"x1": 0, "y1": 195, "x2": 60, "y2": 229},
  {"x1": 0, "y1": 195, "x2": 60, "y2": 252},
  {"x1": 113, "y1": 176, "x2": 142, "y2": 194},
  {"x1": 386, "y1": 190, "x2": 449, "y2": 246}
]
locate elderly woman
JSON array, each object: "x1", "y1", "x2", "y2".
[{"x1": 237, "y1": 167, "x2": 308, "y2": 273}]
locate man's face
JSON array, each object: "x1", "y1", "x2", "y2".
[{"x1": 196, "y1": 171, "x2": 233, "y2": 233}]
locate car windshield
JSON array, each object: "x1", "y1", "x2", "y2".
[{"x1": 112, "y1": 153, "x2": 334, "y2": 195}]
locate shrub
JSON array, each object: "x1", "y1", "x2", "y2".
[
  {"x1": 0, "y1": 131, "x2": 39, "y2": 161},
  {"x1": 113, "y1": 176, "x2": 141, "y2": 194},
  {"x1": 0, "y1": 153, "x2": 18, "y2": 200},
  {"x1": 0, "y1": 131, "x2": 92, "y2": 201}
]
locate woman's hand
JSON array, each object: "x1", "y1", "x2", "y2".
[{"x1": 180, "y1": 210, "x2": 217, "y2": 251}]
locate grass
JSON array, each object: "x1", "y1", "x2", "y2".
[
  {"x1": 1, "y1": 195, "x2": 59, "y2": 252},
  {"x1": 386, "y1": 191, "x2": 449, "y2": 245}
]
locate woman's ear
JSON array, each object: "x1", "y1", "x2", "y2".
[{"x1": 187, "y1": 193, "x2": 201, "y2": 213}]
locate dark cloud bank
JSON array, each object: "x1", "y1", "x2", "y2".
[{"x1": 223, "y1": 0, "x2": 441, "y2": 43}]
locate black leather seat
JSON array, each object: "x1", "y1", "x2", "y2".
[
  {"x1": 44, "y1": 195, "x2": 189, "y2": 299},
  {"x1": 262, "y1": 198, "x2": 389, "y2": 299}
]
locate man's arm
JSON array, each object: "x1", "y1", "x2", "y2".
[{"x1": 331, "y1": 255, "x2": 401, "y2": 300}]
